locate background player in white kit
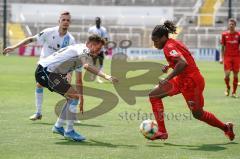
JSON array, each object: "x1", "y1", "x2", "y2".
[
  {"x1": 36, "y1": 35, "x2": 118, "y2": 141},
  {"x1": 88, "y1": 17, "x2": 108, "y2": 83},
  {"x1": 3, "y1": 11, "x2": 76, "y2": 120}
]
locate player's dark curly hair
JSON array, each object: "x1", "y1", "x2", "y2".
[{"x1": 152, "y1": 20, "x2": 177, "y2": 38}]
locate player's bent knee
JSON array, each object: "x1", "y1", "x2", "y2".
[{"x1": 36, "y1": 83, "x2": 43, "y2": 88}]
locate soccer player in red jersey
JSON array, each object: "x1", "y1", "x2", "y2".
[
  {"x1": 220, "y1": 18, "x2": 240, "y2": 97},
  {"x1": 149, "y1": 20, "x2": 235, "y2": 141}
]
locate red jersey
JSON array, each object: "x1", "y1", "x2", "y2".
[
  {"x1": 163, "y1": 38, "x2": 199, "y2": 78},
  {"x1": 221, "y1": 31, "x2": 240, "y2": 57}
]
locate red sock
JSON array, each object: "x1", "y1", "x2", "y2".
[
  {"x1": 232, "y1": 77, "x2": 238, "y2": 94},
  {"x1": 224, "y1": 77, "x2": 230, "y2": 89},
  {"x1": 149, "y1": 97, "x2": 166, "y2": 133},
  {"x1": 199, "y1": 111, "x2": 226, "y2": 131}
]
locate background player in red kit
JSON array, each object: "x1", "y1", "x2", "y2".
[
  {"x1": 220, "y1": 18, "x2": 240, "y2": 98},
  {"x1": 149, "y1": 20, "x2": 235, "y2": 141}
]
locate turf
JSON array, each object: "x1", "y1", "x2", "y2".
[{"x1": 0, "y1": 55, "x2": 239, "y2": 159}]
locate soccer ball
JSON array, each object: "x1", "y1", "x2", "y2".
[{"x1": 139, "y1": 119, "x2": 158, "y2": 140}]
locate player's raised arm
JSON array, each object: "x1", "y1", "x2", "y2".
[{"x1": 3, "y1": 36, "x2": 37, "y2": 55}]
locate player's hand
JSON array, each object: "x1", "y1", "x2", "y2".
[
  {"x1": 79, "y1": 96, "x2": 84, "y2": 114},
  {"x1": 161, "y1": 65, "x2": 169, "y2": 73},
  {"x1": 79, "y1": 102, "x2": 83, "y2": 114},
  {"x1": 66, "y1": 73, "x2": 72, "y2": 83},
  {"x1": 159, "y1": 78, "x2": 169, "y2": 86},
  {"x1": 105, "y1": 75, "x2": 119, "y2": 83},
  {"x1": 219, "y1": 59, "x2": 223, "y2": 64},
  {"x1": 3, "y1": 47, "x2": 15, "y2": 55}
]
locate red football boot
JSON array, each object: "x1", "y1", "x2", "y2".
[
  {"x1": 150, "y1": 131, "x2": 168, "y2": 141},
  {"x1": 224, "y1": 122, "x2": 235, "y2": 141}
]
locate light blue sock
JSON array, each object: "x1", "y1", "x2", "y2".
[{"x1": 35, "y1": 87, "x2": 43, "y2": 114}]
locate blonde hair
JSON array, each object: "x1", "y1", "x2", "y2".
[{"x1": 59, "y1": 11, "x2": 71, "y2": 19}]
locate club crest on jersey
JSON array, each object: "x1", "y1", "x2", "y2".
[{"x1": 170, "y1": 50, "x2": 179, "y2": 56}]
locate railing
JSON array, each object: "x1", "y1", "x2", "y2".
[{"x1": 183, "y1": 34, "x2": 221, "y2": 49}]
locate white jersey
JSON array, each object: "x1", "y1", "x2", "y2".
[
  {"x1": 88, "y1": 26, "x2": 108, "y2": 39},
  {"x1": 38, "y1": 44, "x2": 92, "y2": 74},
  {"x1": 34, "y1": 26, "x2": 75, "y2": 59}
]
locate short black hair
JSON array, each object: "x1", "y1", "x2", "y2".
[{"x1": 95, "y1": 17, "x2": 101, "y2": 21}]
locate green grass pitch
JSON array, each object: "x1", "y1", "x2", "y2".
[{"x1": 0, "y1": 56, "x2": 239, "y2": 159}]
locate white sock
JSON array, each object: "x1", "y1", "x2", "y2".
[
  {"x1": 35, "y1": 87, "x2": 43, "y2": 114},
  {"x1": 54, "y1": 118, "x2": 65, "y2": 128},
  {"x1": 65, "y1": 99, "x2": 78, "y2": 132},
  {"x1": 66, "y1": 120, "x2": 74, "y2": 132},
  {"x1": 55, "y1": 101, "x2": 68, "y2": 127}
]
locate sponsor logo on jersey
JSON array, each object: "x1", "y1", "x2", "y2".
[
  {"x1": 170, "y1": 50, "x2": 179, "y2": 56},
  {"x1": 61, "y1": 35, "x2": 70, "y2": 48}
]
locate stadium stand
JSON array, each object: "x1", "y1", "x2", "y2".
[
  {"x1": 4, "y1": 0, "x2": 239, "y2": 49},
  {"x1": 6, "y1": 0, "x2": 197, "y2": 48}
]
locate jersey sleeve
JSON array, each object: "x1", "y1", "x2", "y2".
[
  {"x1": 33, "y1": 28, "x2": 51, "y2": 45},
  {"x1": 164, "y1": 44, "x2": 182, "y2": 59},
  {"x1": 70, "y1": 35, "x2": 76, "y2": 45},
  {"x1": 164, "y1": 44, "x2": 183, "y2": 68}
]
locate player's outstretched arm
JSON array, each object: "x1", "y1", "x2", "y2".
[
  {"x1": 83, "y1": 63, "x2": 118, "y2": 83},
  {"x1": 3, "y1": 36, "x2": 36, "y2": 55}
]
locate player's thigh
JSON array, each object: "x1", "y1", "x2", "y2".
[
  {"x1": 232, "y1": 57, "x2": 240, "y2": 73},
  {"x1": 149, "y1": 77, "x2": 180, "y2": 98},
  {"x1": 48, "y1": 73, "x2": 71, "y2": 96},
  {"x1": 224, "y1": 57, "x2": 233, "y2": 71},
  {"x1": 64, "y1": 86, "x2": 79, "y2": 99},
  {"x1": 36, "y1": 82, "x2": 43, "y2": 88},
  {"x1": 182, "y1": 76, "x2": 205, "y2": 111},
  {"x1": 35, "y1": 65, "x2": 49, "y2": 89}
]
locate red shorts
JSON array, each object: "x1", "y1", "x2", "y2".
[
  {"x1": 224, "y1": 56, "x2": 240, "y2": 72},
  {"x1": 167, "y1": 72, "x2": 205, "y2": 111}
]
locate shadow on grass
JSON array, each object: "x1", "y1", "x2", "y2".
[
  {"x1": 31, "y1": 122, "x2": 103, "y2": 127},
  {"x1": 55, "y1": 139, "x2": 137, "y2": 148},
  {"x1": 146, "y1": 141, "x2": 165, "y2": 148},
  {"x1": 147, "y1": 141, "x2": 238, "y2": 151},
  {"x1": 163, "y1": 142, "x2": 238, "y2": 151}
]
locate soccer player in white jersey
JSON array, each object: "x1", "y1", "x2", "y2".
[
  {"x1": 35, "y1": 35, "x2": 118, "y2": 141},
  {"x1": 88, "y1": 17, "x2": 108, "y2": 83},
  {"x1": 3, "y1": 11, "x2": 76, "y2": 120}
]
